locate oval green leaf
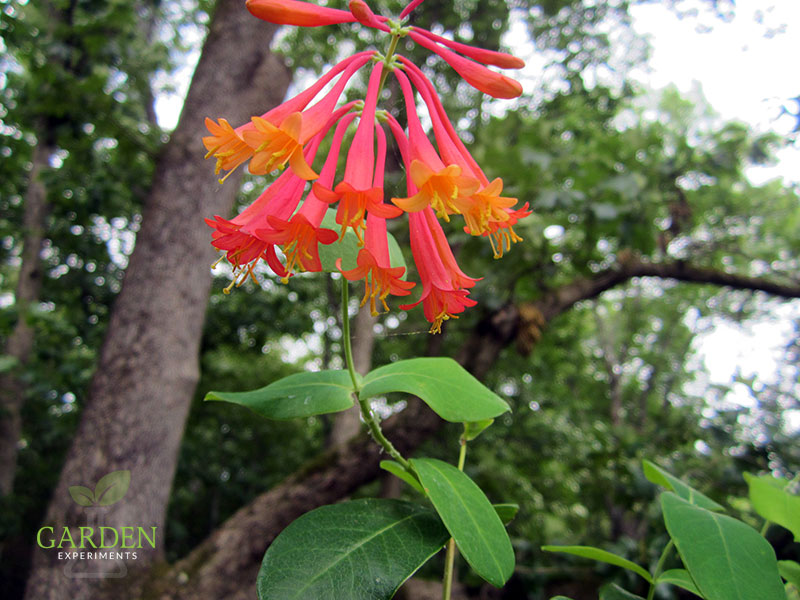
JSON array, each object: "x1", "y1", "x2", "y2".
[
  {"x1": 257, "y1": 498, "x2": 448, "y2": 600},
  {"x1": 205, "y1": 370, "x2": 356, "y2": 420},
  {"x1": 661, "y1": 492, "x2": 785, "y2": 600},
  {"x1": 463, "y1": 419, "x2": 494, "y2": 441},
  {"x1": 379, "y1": 460, "x2": 424, "y2": 494},
  {"x1": 643, "y1": 459, "x2": 724, "y2": 511},
  {"x1": 779, "y1": 560, "x2": 800, "y2": 587},
  {"x1": 541, "y1": 545, "x2": 652, "y2": 583},
  {"x1": 94, "y1": 470, "x2": 131, "y2": 506},
  {"x1": 493, "y1": 503, "x2": 519, "y2": 525},
  {"x1": 411, "y1": 458, "x2": 514, "y2": 587},
  {"x1": 744, "y1": 473, "x2": 800, "y2": 542},
  {"x1": 361, "y1": 358, "x2": 510, "y2": 423},
  {"x1": 657, "y1": 569, "x2": 701, "y2": 596}
]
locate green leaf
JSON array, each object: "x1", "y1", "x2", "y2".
[
  {"x1": 657, "y1": 569, "x2": 702, "y2": 596},
  {"x1": 661, "y1": 492, "x2": 785, "y2": 600},
  {"x1": 410, "y1": 458, "x2": 514, "y2": 587},
  {"x1": 493, "y1": 503, "x2": 519, "y2": 525},
  {"x1": 256, "y1": 499, "x2": 448, "y2": 600},
  {"x1": 549, "y1": 597, "x2": 576, "y2": 600},
  {"x1": 318, "y1": 209, "x2": 360, "y2": 273},
  {"x1": 380, "y1": 460, "x2": 424, "y2": 494},
  {"x1": 94, "y1": 470, "x2": 131, "y2": 506},
  {"x1": 360, "y1": 358, "x2": 510, "y2": 423},
  {"x1": 787, "y1": 583, "x2": 800, "y2": 600},
  {"x1": 744, "y1": 473, "x2": 800, "y2": 542},
  {"x1": 779, "y1": 561, "x2": 800, "y2": 587},
  {"x1": 318, "y1": 209, "x2": 407, "y2": 276},
  {"x1": 463, "y1": 419, "x2": 494, "y2": 441},
  {"x1": 643, "y1": 460, "x2": 724, "y2": 511},
  {"x1": 206, "y1": 370, "x2": 356, "y2": 420},
  {"x1": 68, "y1": 485, "x2": 95, "y2": 507},
  {"x1": 599, "y1": 583, "x2": 645, "y2": 600},
  {"x1": 541, "y1": 545, "x2": 652, "y2": 583}
]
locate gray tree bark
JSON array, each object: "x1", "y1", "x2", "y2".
[{"x1": 23, "y1": 1, "x2": 290, "y2": 597}]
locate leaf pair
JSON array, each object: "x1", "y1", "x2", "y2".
[{"x1": 206, "y1": 357, "x2": 510, "y2": 424}]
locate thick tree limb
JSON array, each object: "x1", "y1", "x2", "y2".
[{"x1": 533, "y1": 258, "x2": 800, "y2": 323}]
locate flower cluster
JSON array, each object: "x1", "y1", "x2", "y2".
[{"x1": 203, "y1": 0, "x2": 530, "y2": 333}]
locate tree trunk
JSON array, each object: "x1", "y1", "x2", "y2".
[
  {"x1": 0, "y1": 136, "x2": 52, "y2": 496},
  {"x1": 23, "y1": 1, "x2": 290, "y2": 597}
]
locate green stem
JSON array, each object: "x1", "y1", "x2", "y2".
[
  {"x1": 376, "y1": 34, "x2": 401, "y2": 98},
  {"x1": 646, "y1": 538, "x2": 675, "y2": 600},
  {"x1": 442, "y1": 436, "x2": 468, "y2": 600},
  {"x1": 341, "y1": 279, "x2": 410, "y2": 470}
]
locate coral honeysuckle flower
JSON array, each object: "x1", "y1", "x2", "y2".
[
  {"x1": 243, "y1": 54, "x2": 372, "y2": 179},
  {"x1": 340, "y1": 213, "x2": 415, "y2": 315},
  {"x1": 339, "y1": 120, "x2": 414, "y2": 314},
  {"x1": 483, "y1": 202, "x2": 532, "y2": 258},
  {"x1": 206, "y1": 169, "x2": 309, "y2": 289},
  {"x1": 202, "y1": 118, "x2": 256, "y2": 179},
  {"x1": 246, "y1": 0, "x2": 356, "y2": 27},
  {"x1": 407, "y1": 30, "x2": 523, "y2": 99},
  {"x1": 313, "y1": 63, "x2": 401, "y2": 242},
  {"x1": 244, "y1": 112, "x2": 318, "y2": 179},
  {"x1": 399, "y1": 0, "x2": 425, "y2": 20},
  {"x1": 401, "y1": 209, "x2": 477, "y2": 334},
  {"x1": 410, "y1": 28, "x2": 524, "y2": 70},
  {"x1": 255, "y1": 201, "x2": 338, "y2": 280},
  {"x1": 390, "y1": 69, "x2": 478, "y2": 220},
  {"x1": 204, "y1": 52, "x2": 371, "y2": 181},
  {"x1": 400, "y1": 58, "x2": 525, "y2": 240}
]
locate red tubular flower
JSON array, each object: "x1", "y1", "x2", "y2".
[
  {"x1": 390, "y1": 69, "x2": 479, "y2": 220},
  {"x1": 399, "y1": 58, "x2": 522, "y2": 238},
  {"x1": 407, "y1": 30, "x2": 523, "y2": 99},
  {"x1": 243, "y1": 54, "x2": 372, "y2": 179},
  {"x1": 339, "y1": 123, "x2": 414, "y2": 314},
  {"x1": 204, "y1": 52, "x2": 373, "y2": 181},
  {"x1": 401, "y1": 209, "x2": 478, "y2": 334},
  {"x1": 348, "y1": 0, "x2": 391, "y2": 32},
  {"x1": 410, "y1": 28, "x2": 524, "y2": 70},
  {"x1": 246, "y1": 0, "x2": 356, "y2": 27},
  {"x1": 314, "y1": 62, "x2": 402, "y2": 242},
  {"x1": 399, "y1": 0, "x2": 425, "y2": 20},
  {"x1": 483, "y1": 202, "x2": 532, "y2": 258}
]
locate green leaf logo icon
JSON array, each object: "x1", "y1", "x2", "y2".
[
  {"x1": 68, "y1": 485, "x2": 95, "y2": 507},
  {"x1": 68, "y1": 470, "x2": 131, "y2": 507}
]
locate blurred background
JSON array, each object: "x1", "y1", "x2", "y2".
[{"x1": 1, "y1": 0, "x2": 798, "y2": 598}]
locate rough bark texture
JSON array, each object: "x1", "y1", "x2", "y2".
[
  {"x1": 23, "y1": 1, "x2": 290, "y2": 598},
  {"x1": 0, "y1": 137, "x2": 52, "y2": 496},
  {"x1": 142, "y1": 259, "x2": 800, "y2": 600}
]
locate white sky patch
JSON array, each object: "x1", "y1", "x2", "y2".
[{"x1": 629, "y1": 0, "x2": 800, "y2": 184}]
